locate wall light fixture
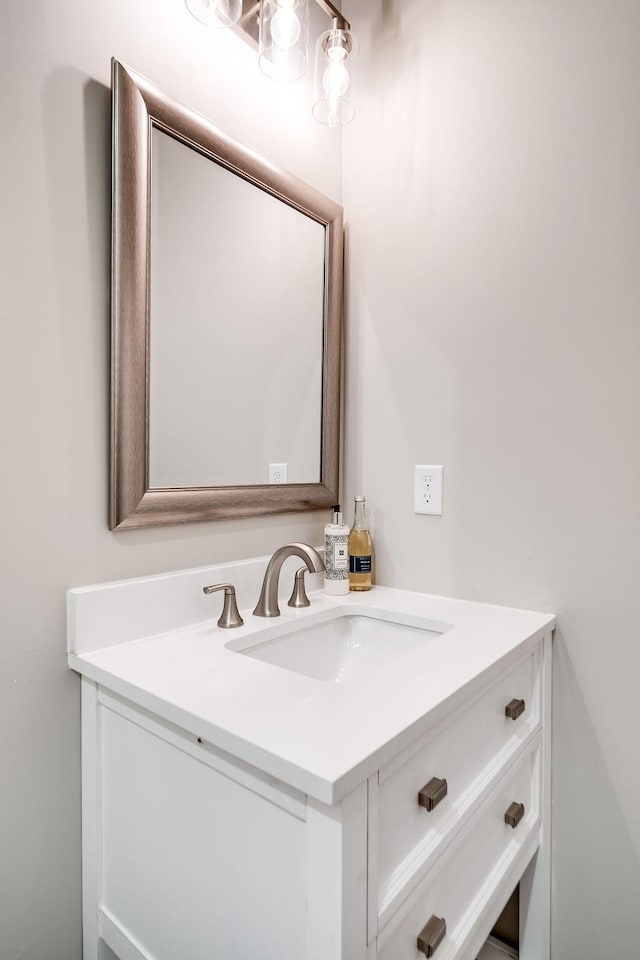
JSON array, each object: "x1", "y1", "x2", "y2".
[
  {"x1": 312, "y1": 13, "x2": 354, "y2": 126},
  {"x1": 258, "y1": 0, "x2": 310, "y2": 83},
  {"x1": 185, "y1": 0, "x2": 356, "y2": 125},
  {"x1": 185, "y1": 0, "x2": 243, "y2": 28}
]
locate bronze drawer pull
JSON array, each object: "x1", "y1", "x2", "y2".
[
  {"x1": 505, "y1": 801, "x2": 525, "y2": 828},
  {"x1": 417, "y1": 915, "x2": 446, "y2": 956},
  {"x1": 505, "y1": 698, "x2": 526, "y2": 721},
  {"x1": 418, "y1": 777, "x2": 448, "y2": 812}
]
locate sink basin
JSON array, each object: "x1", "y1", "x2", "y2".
[{"x1": 228, "y1": 612, "x2": 451, "y2": 683}]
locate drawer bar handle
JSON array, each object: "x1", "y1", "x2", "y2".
[
  {"x1": 505, "y1": 698, "x2": 526, "y2": 720},
  {"x1": 505, "y1": 801, "x2": 525, "y2": 828},
  {"x1": 417, "y1": 915, "x2": 447, "y2": 957},
  {"x1": 418, "y1": 776, "x2": 448, "y2": 812}
]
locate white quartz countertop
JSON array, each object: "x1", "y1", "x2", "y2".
[{"x1": 69, "y1": 574, "x2": 554, "y2": 805}]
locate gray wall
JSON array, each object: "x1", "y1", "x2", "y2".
[
  {"x1": 343, "y1": 0, "x2": 640, "y2": 954},
  {"x1": 0, "y1": 2, "x2": 340, "y2": 957}
]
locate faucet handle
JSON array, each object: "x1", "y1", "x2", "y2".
[
  {"x1": 203, "y1": 583, "x2": 244, "y2": 628},
  {"x1": 288, "y1": 567, "x2": 311, "y2": 609}
]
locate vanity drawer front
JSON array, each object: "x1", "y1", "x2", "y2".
[
  {"x1": 377, "y1": 739, "x2": 541, "y2": 960},
  {"x1": 377, "y1": 651, "x2": 539, "y2": 920}
]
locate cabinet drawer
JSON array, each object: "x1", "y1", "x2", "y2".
[
  {"x1": 377, "y1": 738, "x2": 541, "y2": 960},
  {"x1": 377, "y1": 650, "x2": 539, "y2": 924}
]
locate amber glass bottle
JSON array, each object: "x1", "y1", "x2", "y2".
[{"x1": 348, "y1": 496, "x2": 373, "y2": 591}]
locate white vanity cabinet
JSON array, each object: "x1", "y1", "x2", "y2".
[
  {"x1": 79, "y1": 643, "x2": 551, "y2": 960},
  {"x1": 69, "y1": 565, "x2": 553, "y2": 960},
  {"x1": 83, "y1": 682, "x2": 370, "y2": 960}
]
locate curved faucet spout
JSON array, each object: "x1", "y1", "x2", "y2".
[{"x1": 253, "y1": 542, "x2": 324, "y2": 618}]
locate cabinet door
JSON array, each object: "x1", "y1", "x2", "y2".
[{"x1": 101, "y1": 705, "x2": 306, "y2": 960}]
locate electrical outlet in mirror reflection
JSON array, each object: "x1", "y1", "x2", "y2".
[{"x1": 269, "y1": 463, "x2": 288, "y2": 484}]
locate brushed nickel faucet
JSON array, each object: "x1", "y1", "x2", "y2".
[
  {"x1": 203, "y1": 583, "x2": 244, "y2": 628},
  {"x1": 253, "y1": 543, "x2": 324, "y2": 618},
  {"x1": 288, "y1": 567, "x2": 312, "y2": 609}
]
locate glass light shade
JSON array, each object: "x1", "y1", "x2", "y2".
[
  {"x1": 259, "y1": 0, "x2": 309, "y2": 82},
  {"x1": 185, "y1": 0, "x2": 242, "y2": 28},
  {"x1": 312, "y1": 26, "x2": 355, "y2": 126}
]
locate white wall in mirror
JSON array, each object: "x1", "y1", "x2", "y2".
[{"x1": 149, "y1": 128, "x2": 325, "y2": 488}]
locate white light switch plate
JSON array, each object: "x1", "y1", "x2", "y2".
[{"x1": 414, "y1": 465, "x2": 443, "y2": 515}]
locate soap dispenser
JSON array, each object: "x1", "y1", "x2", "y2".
[{"x1": 324, "y1": 505, "x2": 350, "y2": 595}]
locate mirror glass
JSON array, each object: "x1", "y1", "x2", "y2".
[
  {"x1": 110, "y1": 61, "x2": 343, "y2": 529},
  {"x1": 149, "y1": 129, "x2": 326, "y2": 488}
]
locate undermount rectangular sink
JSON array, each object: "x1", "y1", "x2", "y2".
[{"x1": 228, "y1": 612, "x2": 452, "y2": 683}]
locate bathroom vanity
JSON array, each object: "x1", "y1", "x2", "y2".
[{"x1": 68, "y1": 555, "x2": 554, "y2": 960}]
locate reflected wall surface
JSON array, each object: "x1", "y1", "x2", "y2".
[{"x1": 149, "y1": 129, "x2": 325, "y2": 488}]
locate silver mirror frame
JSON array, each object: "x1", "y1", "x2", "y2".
[{"x1": 110, "y1": 60, "x2": 343, "y2": 529}]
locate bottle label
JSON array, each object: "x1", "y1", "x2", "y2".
[
  {"x1": 350, "y1": 555, "x2": 371, "y2": 574},
  {"x1": 325, "y1": 535, "x2": 349, "y2": 579}
]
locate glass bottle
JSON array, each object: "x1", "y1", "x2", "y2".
[{"x1": 348, "y1": 496, "x2": 373, "y2": 591}]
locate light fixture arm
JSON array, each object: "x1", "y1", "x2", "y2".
[{"x1": 311, "y1": 0, "x2": 350, "y2": 31}]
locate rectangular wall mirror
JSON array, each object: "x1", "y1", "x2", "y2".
[{"x1": 110, "y1": 60, "x2": 343, "y2": 529}]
